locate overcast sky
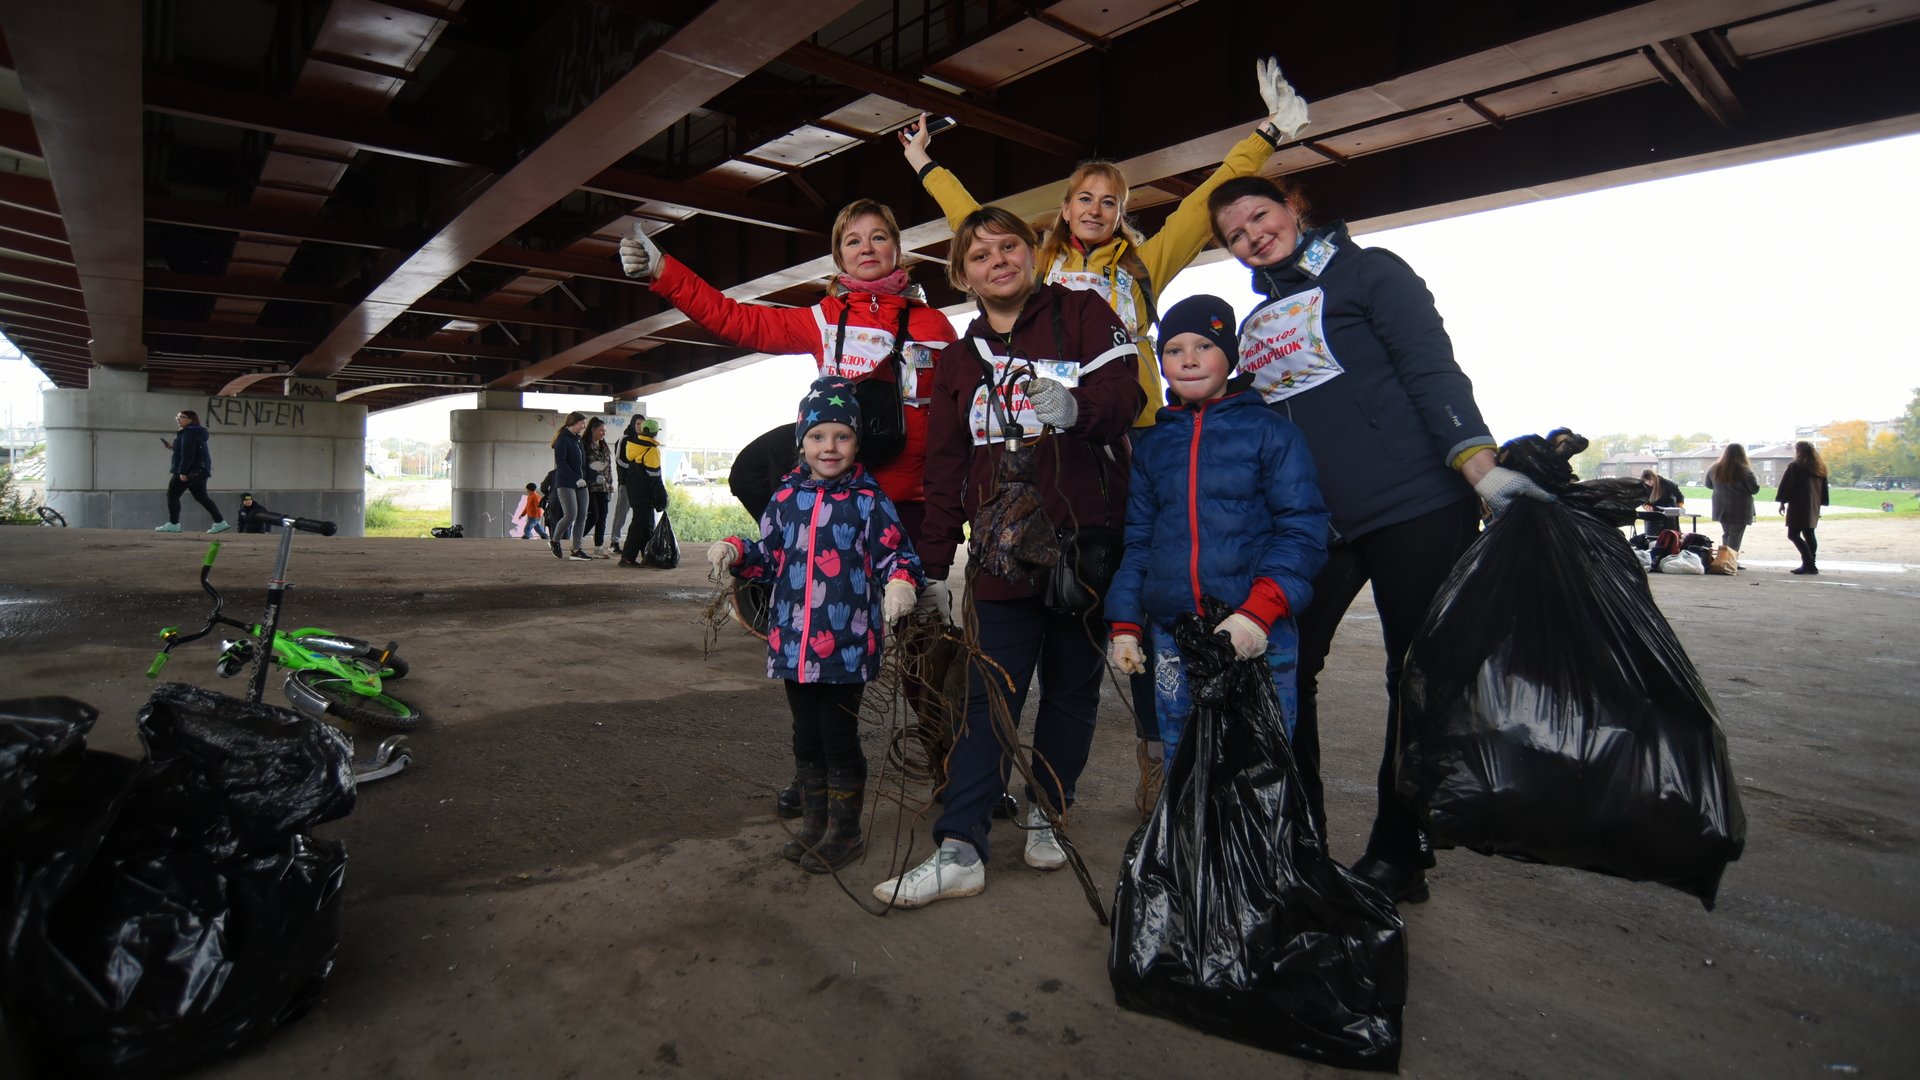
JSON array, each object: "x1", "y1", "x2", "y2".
[{"x1": 5, "y1": 130, "x2": 1915, "y2": 451}]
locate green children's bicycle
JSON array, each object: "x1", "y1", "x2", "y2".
[{"x1": 148, "y1": 510, "x2": 418, "y2": 781}]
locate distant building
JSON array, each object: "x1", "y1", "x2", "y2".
[
  {"x1": 1664, "y1": 445, "x2": 1724, "y2": 486},
  {"x1": 1596, "y1": 451, "x2": 1661, "y2": 479},
  {"x1": 1747, "y1": 443, "x2": 1798, "y2": 486}
]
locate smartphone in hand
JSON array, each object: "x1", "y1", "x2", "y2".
[{"x1": 907, "y1": 115, "x2": 957, "y2": 138}]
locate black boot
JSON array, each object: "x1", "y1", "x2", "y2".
[
  {"x1": 781, "y1": 765, "x2": 827, "y2": 863},
  {"x1": 775, "y1": 776, "x2": 804, "y2": 819},
  {"x1": 800, "y1": 769, "x2": 865, "y2": 873}
]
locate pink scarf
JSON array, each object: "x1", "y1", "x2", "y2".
[{"x1": 836, "y1": 268, "x2": 912, "y2": 297}]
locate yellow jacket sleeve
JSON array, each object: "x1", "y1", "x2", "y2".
[
  {"x1": 921, "y1": 166, "x2": 984, "y2": 233},
  {"x1": 1135, "y1": 130, "x2": 1277, "y2": 293}
]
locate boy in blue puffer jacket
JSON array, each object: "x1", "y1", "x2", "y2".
[
  {"x1": 708, "y1": 377, "x2": 924, "y2": 873},
  {"x1": 1105, "y1": 295, "x2": 1329, "y2": 760}
]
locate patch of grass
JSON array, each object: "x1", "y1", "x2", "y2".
[
  {"x1": 363, "y1": 495, "x2": 451, "y2": 536},
  {"x1": 1679, "y1": 485, "x2": 1920, "y2": 517},
  {"x1": 663, "y1": 484, "x2": 755, "y2": 544}
]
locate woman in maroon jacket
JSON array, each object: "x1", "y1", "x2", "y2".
[{"x1": 873, "y1": 207, "x2": 1143, "y2": 910}]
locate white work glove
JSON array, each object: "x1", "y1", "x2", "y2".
[
  {"x1": 1473, "y1": 465, "x2": 1556, "y2": 517},
  {"x1": 1027, "y1": 378, "x2": 1079, "y2": 429},
  {"x1": 706, "y1": 541, "x2": 738, "y2": 580},
  {"x1": 1257, "y1": 56, "x2": 1310, "y2": 141},
  {"x1": 575, "y1": 478, "x2": 587, "y2": 488},
  {"x1": 882, "y1": 579, "x2": 917, "y2": 626},
  {"x1": 1214, "y1": 612, "x2": 1267, "y2": 661},
  {"x1": 618, "y1": 225, "x2": 663, "y2": 281},
  {"x1": 913, "y1": 578, "x2": 951, "y2": 620},
  {"x1": 1108, "y1": 634, "x2": 1145, "y2": 676}
]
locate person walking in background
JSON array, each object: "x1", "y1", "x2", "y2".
[
  {"x1": 616, "y1": 416, "x2": 668, "y2": 568},
  {"x1": 1205, "y1": 173, "x2": 1553, "y2": 905},
  {"x1": 550, "y1": 411, "x2": 591, "y2": 561},
  {"x1": 583, "y1": 418, "x2": 614, "y2": 558},
  {"x1": 1705, "y1": 444, "x2": 1759, "y2": 554},
  {"x1": 516, "y1": 483, "x2": 549, "y2": 540},
  {"x1": 155, "y1": 409, "x2": 230, "y2": 534},
  {"x1": 1779, "y1": 440, "x2": 1831, "y2": 575},
  {"x1": 707, "y1": 377, "x2": 924, "y2": 874}
]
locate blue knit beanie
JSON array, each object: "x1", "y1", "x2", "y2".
[
  {"x1": 795, "y1": 376, "x2": 861, "y2": 447},
  {"x1": 1156, "y1": 294, "x2": 1240, "y2": 372}
]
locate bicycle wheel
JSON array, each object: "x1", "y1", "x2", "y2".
[{"x1": 287, "y1": 669, "x2": 421, "y2": 732}]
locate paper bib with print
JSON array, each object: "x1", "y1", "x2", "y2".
[
  {"x1": 1047, "y1": 263, "x2": 1140, "y2": 338},
  {"x1": 1238, "y1": 288, "x2": 1344, "y2": 404},
  {"x1": 968, "y1": 342, "x2": 1080, "y2": 446},
  {"x1": 812, "y1": 312, "x2": 938, "y2": 401}
]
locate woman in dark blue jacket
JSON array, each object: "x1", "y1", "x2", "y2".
[
  {"x1": 1206, "y1": 176, "x2": 1552, "y2": 904},
  {"x1": 155, "y1": 409, "x2": 230, "y2": 533},
  {"x1": 549, "y1": 411, "x2": 590, "y2": 561}
]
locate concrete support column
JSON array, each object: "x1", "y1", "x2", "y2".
[
  {"x1": 449, "y1": 392, "x2": 561, "y2": 538},
  {"x1": 44, "y1": 383, "x2": 369, "y2": 533}
]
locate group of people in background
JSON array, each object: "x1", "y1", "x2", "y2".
[{"x1": 535, "y1": 412, "x2": 668, "y2": 564}]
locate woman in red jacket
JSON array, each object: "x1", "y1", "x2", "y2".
[
  {"x1": 872, "y1": 207, "x2": 1143, "y2": 911},
  {"x1": 618, "y1": 200, "x2": 957, "y2": 543}
]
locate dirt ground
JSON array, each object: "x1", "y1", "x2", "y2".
[{"x1": 0, "y1": 516, "x2": 1916, "y2": 1079}]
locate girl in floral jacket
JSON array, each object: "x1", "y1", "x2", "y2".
[{"x1": 708, "y1": 378, "x2": 924, "y2": 874}]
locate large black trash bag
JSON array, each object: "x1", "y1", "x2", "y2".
[
  {"x1": 642, "y1": 511, "x2": 680, "y2": 568},
  {"x1": 1396, "y1": 431, "x2": 1746, "y2": 908},
  {"x1": 0, "y1": 696, "x2": 98, "y2": 833},
  {"x1": 1110, "y1": 599, "x2": 1407, "y2": 1072},
  {"x1": 1, "y1": 685, "x2": 354, "y2": 1079}
]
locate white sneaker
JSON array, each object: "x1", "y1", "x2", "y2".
[
  {"x1": 872, "y1": 843, "x2": 985, "y2": 909},
  {"x1": 1023, "y1": 806, "x2": 1067, "y2": 871}
]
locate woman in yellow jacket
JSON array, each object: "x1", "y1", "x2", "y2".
[{"x1": 899, "y1": 57, "x2": 1309, "y2": 429}]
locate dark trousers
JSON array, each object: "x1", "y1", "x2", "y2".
[
  {"x1": 784, "y1": 681, "x2": 866, "y2": 775},
  {"x1": 166, "y1": 475, "x2": 224, "y2": 525},
  {"x1": 934, "y1": 596, "x2": 1104, "y2": 859},
  {"x1": 584, "y1": 490, "x2": 609, "y2": 547},
  {"x1": 1294, "y1": 498, "x2": 1480, "y2": 866},
  {"x1": 1788, "y1": 525, "x2": 1818, "y2": 567},
  {"x1": 618, "y1": 481, "x2": 658, "y2": 562}
]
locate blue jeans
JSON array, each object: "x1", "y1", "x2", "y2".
[
  {"x1": 933, "y1": 597, "x2": 1104, "y2": 859},
  {"x1": 1148, "y1": 618, "x2": 1299, "y2": 762}
]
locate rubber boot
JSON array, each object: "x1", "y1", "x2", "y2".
[
  {"x1": 781, "y1": 765, "x2": 828, "y2": 863},
  {"x1": 775, "y1": 777, "x2": 804, "y2": 819},
  {"x1": 800, "y1": 769, "x2": 866, "y2": 874}
]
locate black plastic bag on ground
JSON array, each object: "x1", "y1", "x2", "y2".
[
  {"x1": 1396, "y1": 432, "x2": 1745, "y2": 908},
  {"x1": 0, "y1": 696, "x2": 98, "y2": 833},
  {"x1": 642, "y1": 511, "x2": 679, "y2": 568},
  {"x1": 1, "y1": 685, "x2": 354, "y2": 1079},
  {"x1": 1110, "y1": 599, "x2": 1407, "y2": 1071}
]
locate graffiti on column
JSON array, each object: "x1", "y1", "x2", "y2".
[{"x1": 205, "y1": 398, "x2": 307, "y2": 429}]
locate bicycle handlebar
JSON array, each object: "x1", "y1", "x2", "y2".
[{"x1": 276, "y1": 515, "x2": 336, "y2": 535}]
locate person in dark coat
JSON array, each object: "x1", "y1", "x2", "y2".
[
  {"x1": 155, "y1": 409, "x2": 230, "y2": 533},
  {"x1": 549, "y1": 412, "x2": 589, "y2": 561},
  {"x1": 1778, "y1": 440, "x2": 1831, "y2": 575},
  {"x1": 1638, "y1": 468, "x2": 1686, "y2": 536},
  {"x1": 616, "y1": 416, "x2": 669, "y2": 567},
  {"x1": 872, "y1": 207, "x2": 1144, "y2": 910},
  {"x1": 1705, "y1": 444, "x2": 1759, "y2": 553},
  {"x1": 1206, "y1": 175, "x2": 1553, "y2": 904}
]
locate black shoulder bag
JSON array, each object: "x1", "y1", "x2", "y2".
[
  {"x1": 1032, "y1": 300, "x2": 1128, "y2": 617},
  {"x1": 832, "y1": 302, "x2": 913, "y2": 468}
]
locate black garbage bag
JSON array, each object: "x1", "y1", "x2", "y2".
[
  {"x1": 1397, "y1": 431, "x2": 1745, "y2": 908},
  {"x1": 1, "y1": 685, "x2": 354, "y2": 1079},
  {"x1": 0, "y1": 696, "x2": 98, "y2": 833},
  {"x1": 642, "y1": 511, "x2": 680, "y2": 568},
  {"x1": 1110, "y1": 599, "x2": 1407, "y2": 1072}
]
